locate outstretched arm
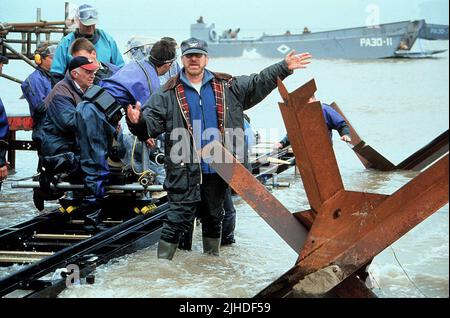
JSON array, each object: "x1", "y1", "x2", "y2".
[{"x1": 233, "y1": 51, "x2": 312, "y2": 110}]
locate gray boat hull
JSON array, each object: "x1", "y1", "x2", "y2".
[{"x1": 191, "y1": 20, "x2": 446, "y2": 59}]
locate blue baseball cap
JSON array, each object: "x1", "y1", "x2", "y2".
[{"x1": 180, "y1": 37, "x2": 208, "y2": 56}]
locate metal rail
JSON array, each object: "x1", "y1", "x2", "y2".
[
  {"x1": 12, "y1": 181, "x2": 164, "y2": 192},
  {"x1": 0, "y1": 203, "x2": 168, "y2": 297}
]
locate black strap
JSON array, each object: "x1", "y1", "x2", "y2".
[{"x1": 136, "y1": 60, "x2": 153, "y2": 96}]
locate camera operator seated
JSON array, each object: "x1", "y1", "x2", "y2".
[
  {"x1": 38, "y1": 41, "x2": 175, "y2": 229},
  {"x1": 40, "y1": 56, "x2": 119, "y2": 231}
]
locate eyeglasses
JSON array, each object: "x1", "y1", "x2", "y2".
[{"x1": 80, "y1": 68, "x2": 97, "y2": 75}]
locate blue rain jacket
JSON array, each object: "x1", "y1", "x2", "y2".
[
  {"x1": 21, "y1": 67, "x2": 53, "y2": 117},
  {"x1": 50, "y1": 29, "x2": 125, "y2": 78},
  {"x1": 0, "y1": 98, "x2": 9, "y2": 166},
  {"x1": 100, "y1": 60, "x2": 160, "y2": 106}
]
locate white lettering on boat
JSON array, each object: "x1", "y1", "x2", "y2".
[{"x1": 360, "y1": 37, "x2": 393, "y2": 47}]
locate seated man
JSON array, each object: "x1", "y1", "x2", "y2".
[
  {"x1": 275, "y1": 96, "x2": 351, "y2": 149},
  {"x1": 39, "y1": 56, "x2": 101, "y2": 214}
]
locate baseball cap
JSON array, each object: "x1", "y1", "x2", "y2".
[
  {"x1": 124, "y1": 36, "x2": 158, "y2": 55},
  {"x1": 77, "y1": 4, "x2": 98, "y2": 26},
  {"x1": 35, "y1": 42, "x2": 57, "y2": 57},
  {"x1": 180, "y1": 37, "x2": 208, "y2": 56},
  {"x1": 68, "y1": 56, "x2": 99, "y2": 72}
]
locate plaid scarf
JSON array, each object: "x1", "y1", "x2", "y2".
[{"x1": 175, "y1": 78, "x2": 225, "y2": 136}]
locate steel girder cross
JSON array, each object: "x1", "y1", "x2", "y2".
[
  {"x1": 258, "y1": 78, "x2": 448, "y2": 297},
  {"x1": 201, "y1": 78, "x2": 449, "y2": 297}
]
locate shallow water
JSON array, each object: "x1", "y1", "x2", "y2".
[{"x1": 0, "y1": 38, "x2": 448, "y2": 298}]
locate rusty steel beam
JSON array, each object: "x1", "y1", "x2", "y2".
[
  {"x1": 256, "y1": 79, "x2": 449, "y2": 298},
  {"x1": 200, "y1": 141, "x2": 309, "y2": 252},
  {"x1": 302, "y1": 155, "x2": 448, "y2": 273},
  {"x1": 397, "y1": 129, "x2": 449, "y2": 171},
  {"x1": 278, "y1": 79, "x2": 344, "y2": 211},
  {"x1": 201, "y1": 143, "x2": 377, "y2": 298},
  {"x1": 329, "y1": 102, "x2": 371, "y2": 169},
  {"x1": 329, "y1": 103, "x2": 448, "y2": 172}
]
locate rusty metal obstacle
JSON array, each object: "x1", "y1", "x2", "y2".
[
  {"x1": 202, "y1": 78, "x2": 449, "y2": 297},
  {"x1": 329, "y1": 103, "x2": 449, "y2": 171}
]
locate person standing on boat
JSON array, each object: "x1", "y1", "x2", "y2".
[
  {"x1": 274, "y1": 96, "x2": 351, "y2": 149},
  {"x1": 0, "y1": 55, "x2": 10, "y2": 185},
  {"x1": 50, "y1": 4, "x2": 124, "y2": 84},
  {"x1": 126, "y1": 37, "x2": 312, "y2": 260}
]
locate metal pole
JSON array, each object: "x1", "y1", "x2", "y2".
[
  {"x1": 11, "y1": 181, "x2": 164, "y2": 192},
  {"x1": 1, "y1": 41, "x2": 36, "y2": 69},
  {"x1": 0, "y1": 73, "x2": 23, "y2": 84},
  {"x1": 36, "y1": 8, "x2": 42, "y2": 48}
]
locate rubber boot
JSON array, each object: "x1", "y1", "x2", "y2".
[
  {"x1": 157, "y1": 239, "x2": 178, "y2": 260},
  {"x1": 202, "y1": 237, "x2": 221, "y2": 256},
  {"x1": 178, "y1": 219, "x2": 195, "y2": 251}
]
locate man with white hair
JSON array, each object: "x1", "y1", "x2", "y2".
[{"x1": 50, "y1": 4, "x2": 124, "y2": 83}]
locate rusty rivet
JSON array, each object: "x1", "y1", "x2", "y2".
[{"x1": 333, "y1": 209, "x2": 342, "y2": 219}]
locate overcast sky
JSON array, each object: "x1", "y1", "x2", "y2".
[{"x1": 2, "y1": 0, "x2": 448, "y2": 34}]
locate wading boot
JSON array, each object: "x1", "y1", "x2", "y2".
[
  {"x1": 203, "y1": 237, "x2": 221, "y2": 256},
  {"x1": 157, "y1": 239, "x2": 178, "y2": 260}
]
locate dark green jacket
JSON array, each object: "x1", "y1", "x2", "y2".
[{"x1": 128, "y1": 60, "x2": 292, "y2": 203}]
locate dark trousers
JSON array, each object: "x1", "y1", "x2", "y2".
[
  {"x1": 75, "y1": 102, "x2": 116, "y2": 198},
  {"x1": 161, "y1": 173, "x2": 228, "y2": 244},
  {"x1": 221, "y1": 187, "x2": 236, "y2": 244}
]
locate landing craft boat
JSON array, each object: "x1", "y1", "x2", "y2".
[{"x1": 191, "y1": 19, "x2": 448, "y2": 59}]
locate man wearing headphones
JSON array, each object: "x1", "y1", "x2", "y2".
[
  {"x1": 21, "y1": 42, "x2": 57, "y2": 119},
  {"x1": 21, "y1": 42, "x2": 58, "y2": 204}
]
